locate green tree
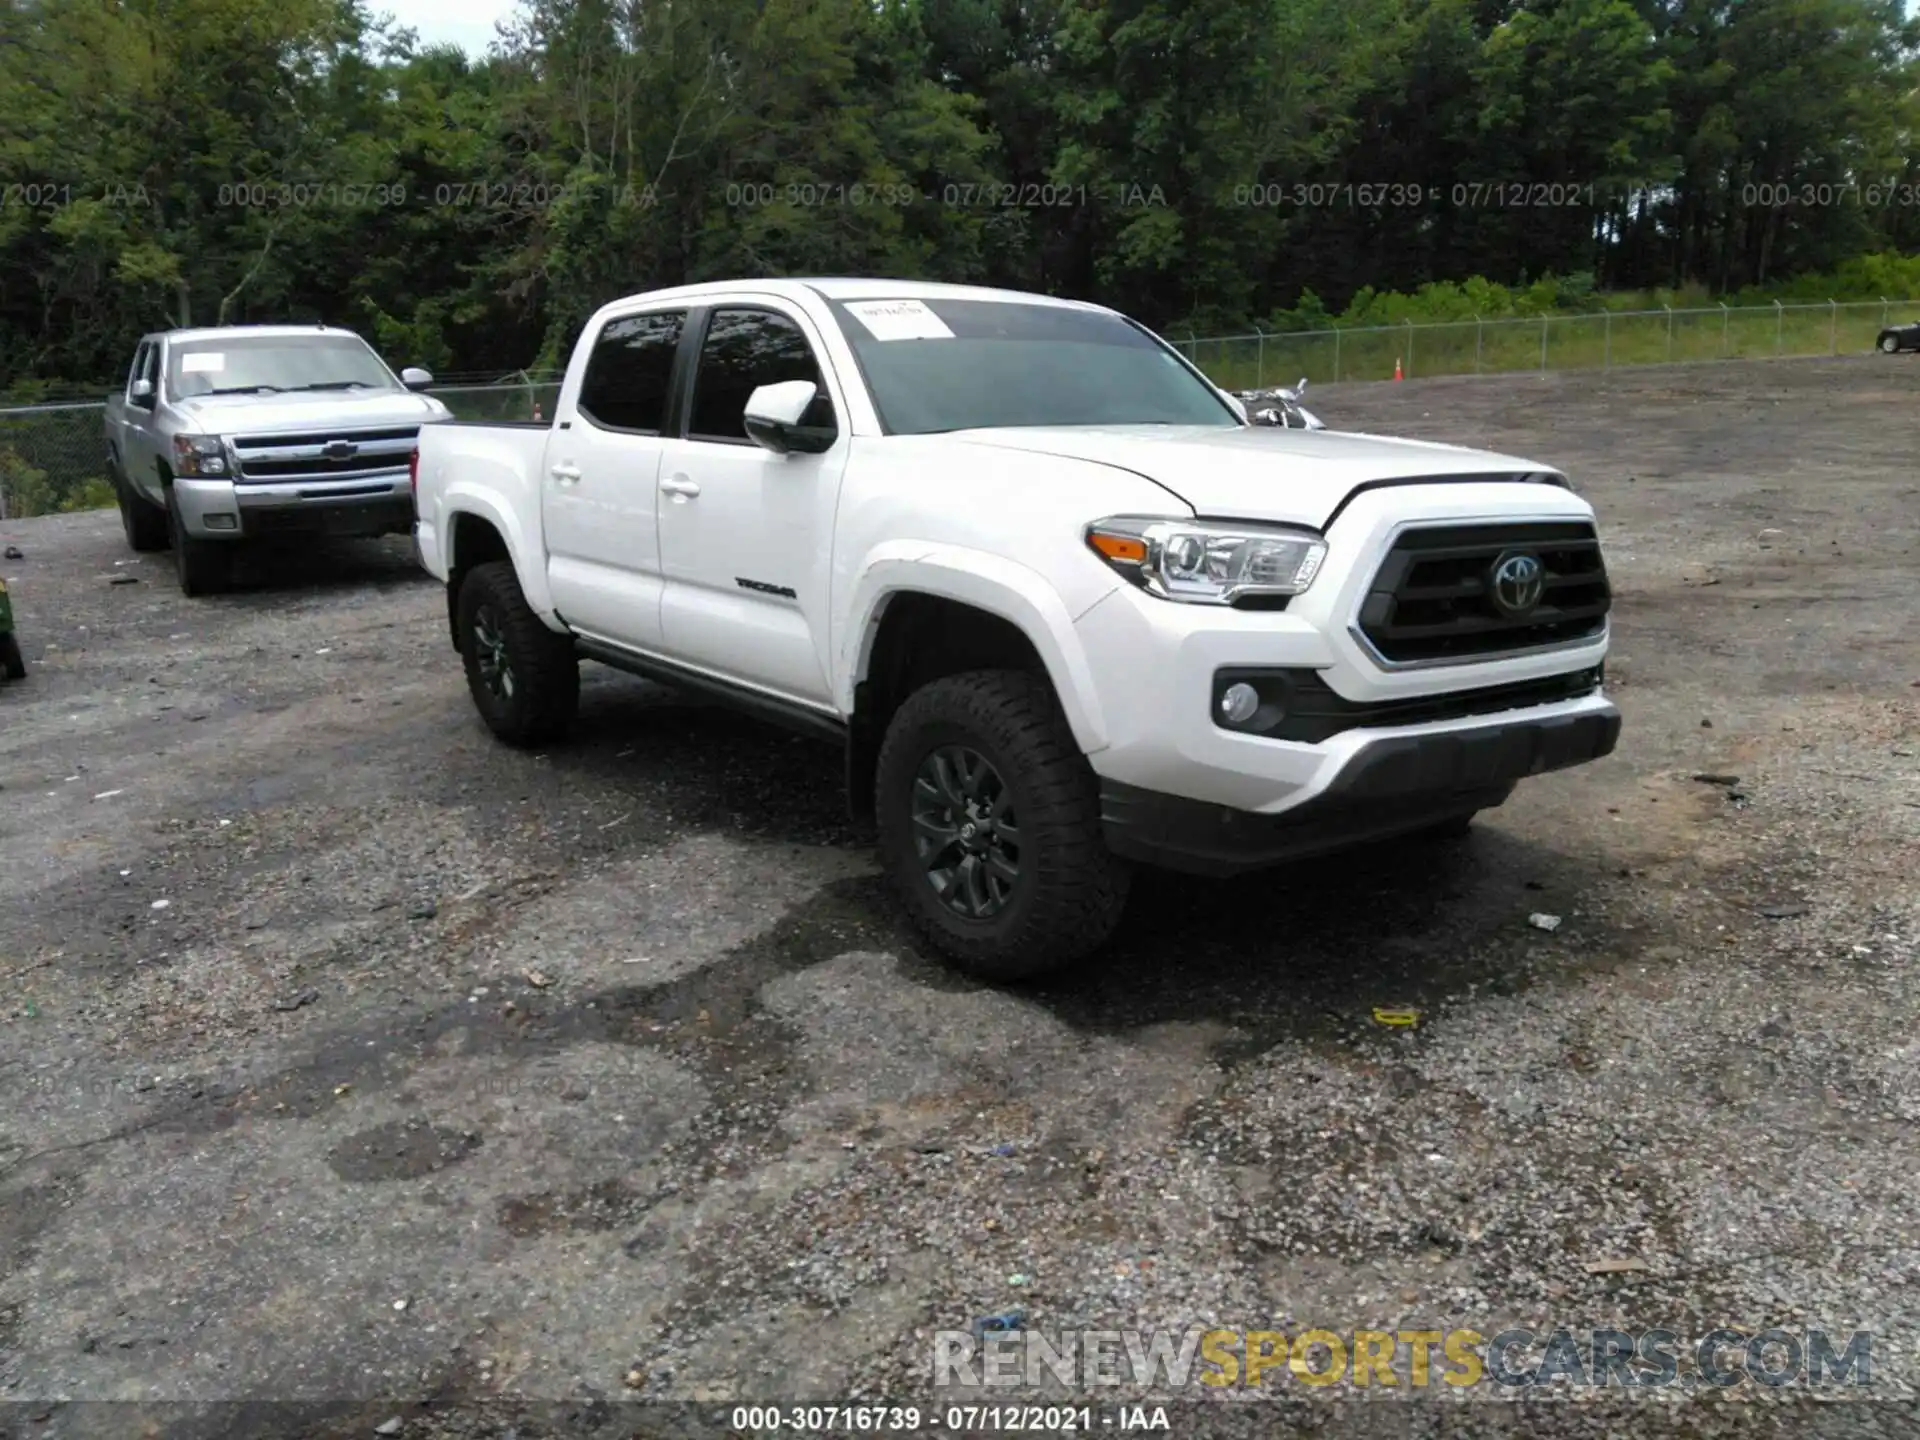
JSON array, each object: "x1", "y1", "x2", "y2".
[
  {"x1": 1048, "y1": 0, "x2": 1331, "y2": 326},
  {"x1": 4, "y1": 0, "x2": 1920, "y2": 392},
  {"x1": 1462, "y1": 0, "x2": 1675, "y2": 284},
  {"x1": 1657, "y1": 0, "x2": 1917, "y2": 289}
]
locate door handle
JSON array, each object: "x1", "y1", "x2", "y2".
[
  {"x1": 549, "y1": 462, "x2": 582, "y2": 484},
  {"x1": 660, "y1": 475, "x2": 701, "y2": 498}
]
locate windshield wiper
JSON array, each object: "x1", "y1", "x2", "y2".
[
  {"x1": 286, "y1": 380, "x2": 377, "y2": 392},
  {"x1": 204, "y1": 384, "x2": 282, "y2": 395}
]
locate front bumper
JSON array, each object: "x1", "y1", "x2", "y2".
[
  {"x1": 1070, "y1": 484, "x2": 1614, "y2": 811},
  {"x1": 1102, "y1": 700, "x2": 1621, "y2": 876},
  {"x1": 1068, "y1": 482, "x2": 1621, "y2": 874},
  {"x1": 171, "y1": 473, "x2": 414, "y2": 541}
]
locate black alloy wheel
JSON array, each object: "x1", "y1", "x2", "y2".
[
  {"x1": 470, "y1": 600, "x2": 515, "y2": 703},
  {"x1": 873, "y1": 668, "x2": 1130, "y2": 981},
  {"x1": 454, "y1": 560, "x2": 579, "y2": 746},
  {"x1": 911, "y1": 743, "x2": 1022, "y2": 919}
]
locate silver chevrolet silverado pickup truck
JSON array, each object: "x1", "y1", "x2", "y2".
[{"x1": 103, "y1": 325, "x2": 452, "y2": 594}]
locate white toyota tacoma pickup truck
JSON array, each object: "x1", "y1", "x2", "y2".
[{"x1": 412, "y1": 278, "x2": 1619, "y2": 980}]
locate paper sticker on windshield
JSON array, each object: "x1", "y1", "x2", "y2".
[
  {"x1": 179, "y1": 353, "x2": 225, "y2": 374},
  {"x1": 845, "y1": 300, "x2": 954, "y2": 341}
]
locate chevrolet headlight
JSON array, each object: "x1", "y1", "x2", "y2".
[
  {"x1": 170, "y1": 434, "x2": 230, "y2": 477},
  {"x1": 1085, "y1": 516, "x2": 1327, "y2": 604}
]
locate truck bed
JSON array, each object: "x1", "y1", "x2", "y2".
[{"x1": 412, "y1": 420, "x2": 553, "y2": 586}]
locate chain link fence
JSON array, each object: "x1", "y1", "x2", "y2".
[
  {"x1": 4, "y1": 297, "x2": 1916, "y2": 517},
  {"x1": 0, "y1": 374, "x2": 563, "y2": 519},
  {"x1": 1171, "y1": 297, "x2": 1918, "y2": 391}
]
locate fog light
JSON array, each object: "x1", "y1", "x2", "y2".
[
  {"x1": 203, "y1": 513, "x2": 238, "y2": 531},
  {"x1": 1219, "y1": 682, "x2": 1260, "y2": 725}
]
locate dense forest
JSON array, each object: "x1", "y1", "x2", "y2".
[{"x1": 2, "y1": 0, "x2": 1917, "y2": 393}]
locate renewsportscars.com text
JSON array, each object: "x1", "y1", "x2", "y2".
[{"x1": 932, "y1": 1326, "x2": 1873, "y2": 1390}]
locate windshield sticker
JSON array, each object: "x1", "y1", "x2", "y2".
[
  {"x1": 845, "y1": 300, "x2": 955, "y2": 341},
  {"x1": 179, "y1": 353, "x2": 225, "y2": 374}
]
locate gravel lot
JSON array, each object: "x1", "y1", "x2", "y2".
[{"x1": 1, "y1": 356, "x2": 1917, "y2": 1440}]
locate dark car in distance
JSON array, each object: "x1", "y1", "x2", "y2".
[{"x1": 1875, "y1": 322, "x2": 1920, "y2": 353}]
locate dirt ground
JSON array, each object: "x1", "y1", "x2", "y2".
[{"x1": 0, "y1": 356, "x2": 1917, "y2": 1440}]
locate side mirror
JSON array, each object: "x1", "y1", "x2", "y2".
[
  {"x1": 130, "y1": 378, "x2": 154, "y2": 404},
  {"x1": 1223, "y1": 393, "x2": 1249, "y2": 424},
  {"x1": 401, "y1": 367, "x2": 434, "y2": 391},
  {"x1": 744, "y1": 380, "x2": 835, "y2": 455}
]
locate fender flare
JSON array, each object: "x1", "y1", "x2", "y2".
[
  {"x1": 838, "y1": 543, "x2": 1111, "y2": 755},
  {"x1": 439, "y1": 486, "x2": 561, "y2": 626}
]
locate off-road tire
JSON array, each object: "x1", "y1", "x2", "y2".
[
  {"x1": 455, "y1": 560, "x2": 578, "y2": 747},
  {"x1": 875, "y1": 669, "x2": 1129, "y2": 981},
  {"x1": 116, "y1": 462, "x2": 168, "y2": 553},
  {"x1": 165, "y1": 485, "x2": 232, "y2": 596},
  {"x1": 0, "y1": 632, "x2": 24, "y2": 680}
]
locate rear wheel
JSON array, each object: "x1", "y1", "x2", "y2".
[
  {"x1": 875, "y1": 669, "x2": 1129, "y2": 982},
  {"x1": 116, "y1": 462, "x2": 168, "y2": 553},
  {"x1": 1880, "y1": 332, "x2": 1902, "y2": 354},
  {"x1": 455, "y1": 560, "x2": 578, "y2": 747},
  {"x1": 165, "y1": 485, "x2": 231, "y2": 596},
  {"x1": 0, "y1": 632, "x2": 23, "y2": 680}
]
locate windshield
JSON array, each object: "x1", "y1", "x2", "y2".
[
  {"x1": 825, "y1": 297, "x2": 1239, "y2": 434},
  {"x1": 167, "y1": 334, "x2": 399, "y2": 399}
]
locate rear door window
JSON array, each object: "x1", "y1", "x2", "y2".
[{"x1": 576, "y1": 311, "x2": 686, "y2": 433}]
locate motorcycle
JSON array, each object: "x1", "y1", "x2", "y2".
[{"x1": 1232, "y1": 377, "x2": 1324, "y2": 430}]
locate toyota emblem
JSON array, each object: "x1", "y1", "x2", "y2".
[{"x1": 1489, "y1": 551, "x2": 1546, "y2": 615}]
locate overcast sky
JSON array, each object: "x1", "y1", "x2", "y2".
[{"x1": 374, "y1": 0, "x2": 519, "y2": 57}]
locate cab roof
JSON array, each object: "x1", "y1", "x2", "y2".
[
  {"x1": 154, "y1": 325, "x2": 363, "y2": 343},
  {"x1": 601, "y1": 278, "x2": 1110, "y2": 314}
]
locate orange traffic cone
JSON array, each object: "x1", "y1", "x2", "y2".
[{"x1": 1393, "y1": 357, "x2": 1404, "y2": 381}]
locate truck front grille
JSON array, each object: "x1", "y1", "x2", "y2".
[
  {"x1": 230, "y1": 426, "x2": 419, "y2": 483},
  {"x1": 1356, "y1": 521, "x2": 1610, "y2": 665}
]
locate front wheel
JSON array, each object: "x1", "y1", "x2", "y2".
[
  {"x1": 117, "y1": 465, "x2": 168, "y2": 553},
  {"x1": 1880, "y1": 333, "x2": 1902, "y2": 354},
  {"x1": 165, "y1": 486, "x2": 231, "y2": 596},
  {"x1": 0, "y1": 632, "x2": 23, "y2": 680},
  {"x1": 455, "y1": 560, "x2": 579, "y2": 747},
  {"x1": 875, "y1": 669, "x2": 1129, "y2": 982}
]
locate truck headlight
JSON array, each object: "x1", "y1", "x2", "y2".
[
  {"x1": 1085, "y1": 516, "x2": 1327, "y2": 604},
  {"x1": 171, "y1": 434, "x2": 230, "y2": 477}
]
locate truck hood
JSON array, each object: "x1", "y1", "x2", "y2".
[
  {"x1": 950, "y1": 424, "x2": 1557, "y2": 529},
  {"x1": 172, "y1": 389, "x2": 450, "y2": 435}
]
